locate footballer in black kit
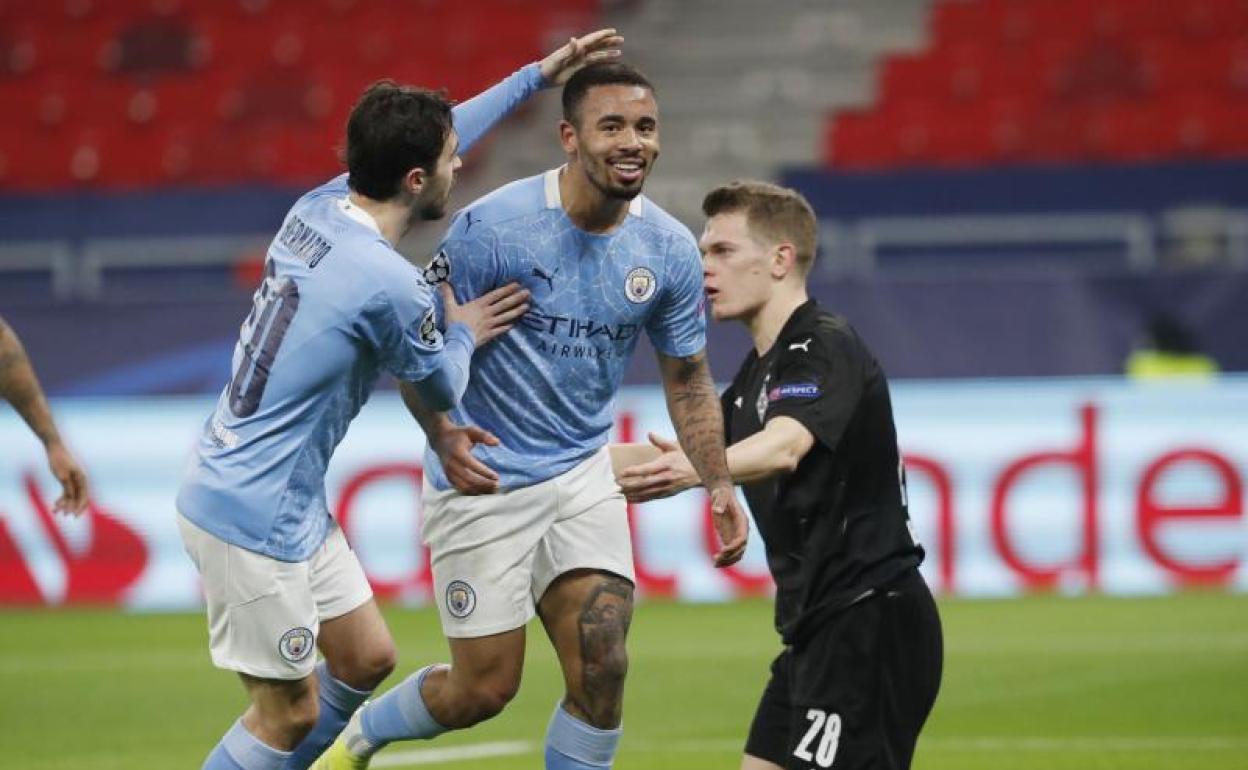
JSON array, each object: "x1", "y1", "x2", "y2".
[
  {"x1": 615, "y1": 181, "x2": 942, "y2": 770},
  {"x1": 725, "y1": 300, "x2": 942, "y2": 770}
]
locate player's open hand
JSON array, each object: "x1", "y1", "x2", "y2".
[
  {"x1": 616, "y1": 432, "x2": 699, "y2": 502},
  {"x1": 443, "y1": 282, "x2": 529, "y2": 348},
  {"x1": 433, "y1": 422, "x2": 502, "y2": 495},
  {"x1": 708, "y1": 484, "x2": 749, "y2": 568},
  {"x1": 539, "y1": 28, "x2": 624, "y2": 86},
  {"x1": 46, "y1": 441, "x2": 89, "y2": 515}
]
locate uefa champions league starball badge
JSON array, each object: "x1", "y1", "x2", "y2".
[
  {"x1": 424, "y1": 251, "x2": 451, "y2": 285},
  {"x1": 418, "y1": 307, "x2": 440, "y2": 346}
]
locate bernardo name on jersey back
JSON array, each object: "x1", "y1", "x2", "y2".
[
  {"x1": 177, "y1": 175, "x2": 449, "y2": 561},
  {"x1": 425, "y1": 168, "x2": 707, "y2": 490}
]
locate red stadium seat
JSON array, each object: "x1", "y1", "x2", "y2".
[
  {"x1": 839, "y1": 0, "x2": 1248, "y2": 170},
  {"x1": 0, "y1": 0, "x2": 599, "y2": 189}
]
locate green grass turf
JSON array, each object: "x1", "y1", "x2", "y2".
[{"x1": 2, "y1": 593, "x2": 1246, "y2": 769}]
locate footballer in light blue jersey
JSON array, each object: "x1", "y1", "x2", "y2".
[
  {"x1": 165, "y1": 31, "x2": 636, "y2": 770},
  {"x1": 321, "y1": 61, "x2": 750, "y2": 770},
  {"x1": 423, "y1": 167, "x2": 705, "y2": 490},
  {"x1": 178, "y1": 65, "x2": 545, "y2": 563}
]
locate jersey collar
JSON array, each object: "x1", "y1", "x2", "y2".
[
  {"x1": 544, "y1": 166, "x2": 644, "y2": 218},
  {"x1": 337, "y1": 196, "x2": 382, "y2": 235},
  {"x1": 764, "y1": 299, "x2": 820, "y2": 359}
]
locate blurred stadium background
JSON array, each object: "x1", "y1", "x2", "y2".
[{"x1": 1, "y1": 0, "x2": 1246, "y2": 768}]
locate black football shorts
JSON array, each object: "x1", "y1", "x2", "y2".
[{"x1": 744, "y1": 569, "x2": 943, "y2": 769}]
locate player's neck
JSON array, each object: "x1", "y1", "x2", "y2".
[
  {"x1": 347, "y1": 191, "x2": 407, "y2": 246},
  {"x1": 747, "y1": 288, "x2": 809, "y2": 356},
  {"x1": 559, "y1": 165, "x2": 630, "y2": 234}
]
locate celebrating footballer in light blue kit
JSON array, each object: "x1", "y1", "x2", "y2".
[
  {"x1": 177, "y1": 63, "x2": 546, "y2": 563},
  {"x1": 423, "y1": 167, "x2": 706, "y2": 491},
  {"x1": 170, "y1": 30, "x2": 628, "y2": 770},
  {"x1": 316, "y1": 61, "x2": 750, "y2": 770}
]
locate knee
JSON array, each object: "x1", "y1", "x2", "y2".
[
  {"x1": 332, "y1": 641, "x2": 397, "y2": 691},
  {"x1": 358, "y1": 642, "x2": 398, "y2": 686},
  {"x1": 585, "y1": 643, "x2": 629, "y2": 693},
  {"x1": 459, "y1": 676, "x2": 521, "y2": 725}
]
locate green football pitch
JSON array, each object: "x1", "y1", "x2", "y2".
[{"x1": 3, "y1": 592, "x2": 1246, "y2": 769}]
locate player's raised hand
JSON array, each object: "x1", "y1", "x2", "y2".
[
  {"x1": 708, "y1": 484, "x2": 749, "y2": 568},
  {"x1": 47, "y1": 441, "x2": 89, "y2": 515},
  {"x1": 539, "y1": 28, "x2": 624, "y2": 86},
  {"x1": 443, "y1": 282, "x2": 529, "y2": 348},
  {"x1": 433, "y1": 422, "x2": 502, "y2": 495},
  {"x1": 616, "y1": 432, "x2": 699, "y2": 502}
]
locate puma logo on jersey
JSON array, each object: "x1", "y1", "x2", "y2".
[
  {"x1": 789, "y1": 338, "x2": 812, "y2": 352},
  {"x1": 463, "y1": 210, "x2": 480, "y2": 233},
  {"x1": 532, "y1": 266, "x2": 560, "y2": 292}
]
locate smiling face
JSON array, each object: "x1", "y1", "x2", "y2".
[
  {"x1": 561, "y1": 84, "x2": 659, "y2": 200},
  {"x1": 699, "y1": 211, "x2": 776, "y2": 323}
]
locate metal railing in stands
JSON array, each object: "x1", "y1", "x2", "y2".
[
  {"x1": 0, "y1": 242, "x2": 77, "y2": 300},
  {"x1": 77, "y1": 235, "x2": 269, "y2": 298},
  {"x1": 5, "y1": 209, "x2": 1248, "y2": 301},
  {"x1": 819, "y1": 210, "x2": 1248, "y2": 274}
]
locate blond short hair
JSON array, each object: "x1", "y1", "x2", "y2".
[{"x1": 702, "y1": 180, "x2": 818, "y2": 274}]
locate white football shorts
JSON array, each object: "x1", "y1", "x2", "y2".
[
  {"x1": 176, "y1": 512, "x2": 373, "y2": 680},
  {"x1": 422, "y1": 446, "x2": 635, "y2": 638}
]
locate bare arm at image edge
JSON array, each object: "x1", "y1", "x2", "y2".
[{"x1": 0, "y1": 317, "x2": 89, "y2": 514}]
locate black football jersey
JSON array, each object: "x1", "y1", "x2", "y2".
[{"x1": 721, "y1": 300, "x2": 923, "y2": 645}]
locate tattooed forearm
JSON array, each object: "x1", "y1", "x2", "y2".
[
  {"x1": 574, "y1": 575, "x2": 633, "y2": 728},
  {"x1": 0, "y1": 318, "x2": 61, "y2": 447},
  {"x1": 658, "y1": 352, "x2": 732, "y2": 489}
]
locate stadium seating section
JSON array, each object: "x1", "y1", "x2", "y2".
[
  {"x1": 0, "y1": 0, "x2": 595, "y2": 189},
  {"x1": 828, "y1": 0, "x2": 1248, "y2": 168}
]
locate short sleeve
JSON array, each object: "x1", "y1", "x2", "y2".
[
  {"x1": 645, "y1": 234, "x2": 707, "y2": 358},
  {"x1": 358, "y1": 275, "x2": 447, "y2": 383},
  {"x1": 764, "y1": 332, "x2": 865, "y2": 452}
]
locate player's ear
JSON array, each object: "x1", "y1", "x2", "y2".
[
  {"x1": 403, "y1": 166, "x2": 426, "y2": 197},
  {"x1": 558, "y1": 119, "x2": 579, "y2": 155},
  {"x1": 771, "y1": 242, "x2": 797, "y2": 280}
]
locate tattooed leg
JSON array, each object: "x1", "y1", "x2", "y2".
[{"x1": 538, "y1": 570, "x2": 635, "y2": 729}]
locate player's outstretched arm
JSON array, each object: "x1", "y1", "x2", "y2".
[
  {"x1": 402, "y1": 282, "x2": 529, "y2": 411},
  {"x1": 614, "y1": 417, "x2": 816, "y2": 502},
  {"x1": 0, "y1": 317, "x2": 89, "y2": 515},
  {"x1": 656, "y1": 350, "x2": 748, "y2": 567},
  {"x1": 397, "y1": 281, "x2": 526, "y2": 495},
  {"x1": 450, "y1": 28, "x2": 623, "y2": 154}
]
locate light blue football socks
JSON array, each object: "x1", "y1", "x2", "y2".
[
  {"x1": 285, "y1": 660, "x2": 371, "y2": 769},
  {"x1": 204, "y1": 719, "x2": 291, "y2": 770},
  {"x1": 339, "y1": 664, "x2": 448, "y2": 759},
  {"x1": 544, "y1": 703, "x2": 621, "y2": 769}
]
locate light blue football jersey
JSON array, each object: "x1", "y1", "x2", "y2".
[
  {"x1": 177, "y1": 65, "x2": 545, "y2": 561},
  {"x1": 424, "y1": 168, "x2": 708, "y2": 490}
]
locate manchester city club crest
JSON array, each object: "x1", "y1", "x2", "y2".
[
  {"x1": 278, "y1": 627, "x2": 314, "y2": 663},
  {"x1": 624, "y1": 266, "x2": 657, "y2": 303},
  {"x1": 446, "y1": 580, "x2": 477, "y2": 619}
]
